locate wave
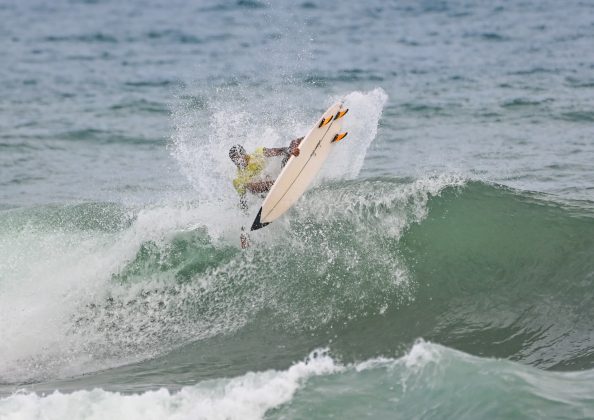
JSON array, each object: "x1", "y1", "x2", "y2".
[
  {"x1": 1, "y1": 177, "x2": 594, "y2": 384},
  {"x1": 43, "y1": 33, "x2": 118, "y2": 43},
  {"x1": 395, "y1": 181, "x2": 594, "y2": 370},
  {"x1": 2, "y1": 342, "x2": 593, "y2": 420}
]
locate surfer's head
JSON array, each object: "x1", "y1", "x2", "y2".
[{"x1": 229, "y1": 144, "x2": 247, "y2": 168}]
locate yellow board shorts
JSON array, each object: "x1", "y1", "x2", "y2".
[{"x1": 233, "y1": 147, "x2": 266, "y2": 195}]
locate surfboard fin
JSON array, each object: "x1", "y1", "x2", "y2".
[
  {"x1": 318, "y1": 115, "x2": 333, "y2": 128},
  {"x1": 251, "y1": 207, "x2": 271, "y2": 231},
  {"x1": 332, "y1": 132, "x2": 348, "y2": 143},
  {"x1": 334, "y1": 108, "x2": 349, "y2": 120}
]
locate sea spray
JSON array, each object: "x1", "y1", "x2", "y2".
[
  {"x1": 0, "y1": 175, "x2": 461, "y2": 383},
  {"x1": 0, "y1": 349, "x2": 341, "y2": 420},
  {"x1": 321, "y1": 88, "x2": 389, "y2": 181},
  {"x1": 169, "y1": 89, "x2": 388, "y2": 209}
]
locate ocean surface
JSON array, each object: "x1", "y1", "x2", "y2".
[{"x1": 1, "y1": 0, "x2": 594, "y2": 418}]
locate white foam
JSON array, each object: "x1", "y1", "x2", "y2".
[
  {"x1": 0, "y1": 350, "x2": 341, "y2": 420},
  {"x1": 0, "y1": 200, "x2": 243, "y2": 383},
  {"x1": 321, "y1": 88, "x2": 389, "y2": 181},
  {"x1": 0, "y1": 342, "x2": 452, "y2": 420},
  {"x1": 352, "y1": 340, "x2": 440, "y2": 373},
  {"x1": 401, "y1": 339, "x2": 441, "y2": 369},
  {"x1": 170, "y1": 86, "x2": 307, "y2": 208},
  {"x1": 293, "y1": 173, "x2": 466, "y2": 239},
  {"x1": 0, "y1": 169, "x2": 466, "y2": 384},
  {"x1": 170, "y1": 88, "x2": 388, "y2": 212}
]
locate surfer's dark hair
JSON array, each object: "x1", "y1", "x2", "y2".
[{"x1": 229, "y1": 144, "x2": 246, "y2": 160}]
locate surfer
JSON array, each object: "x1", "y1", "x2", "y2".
[
  {"x1": 230, "y1": 102, "x2": 349, "y2": 249},
  {"x1": 229, "y1": 138, "x2": 302, "y2": 249},
  {"x1": 229, "y1": 138, "x2": 303, "y2": 210}
]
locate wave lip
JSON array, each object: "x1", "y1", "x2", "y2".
[
  {"x1": 279, "y1": 341, "x2": 594, "y2": 419},
  {"x1": 0, "y1": 173, "x2": 462, "y2": 384},
  {"x1": 3, "y1": 342, "x2": 594, "y2": 420},
  {"x1": 3, "y1": 177, "x2": 594, "y2": 385},
  {"x1": 0, "y1": 349, "x2": 339, "y2": 420}
]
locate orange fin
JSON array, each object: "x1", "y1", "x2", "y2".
[
  {"x1": 332, "y1": 132, "x2": 348, "y2": 143},
  {"x1": 318, "y1": 115, "x2": 333, "y2": 128},
  {"x1": 334, "y1": 108, "x2": 349, "y2": 120}
]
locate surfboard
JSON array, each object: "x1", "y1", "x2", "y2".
[{"x1": 251, "y1": 101, "x2": 349, "y2": 231}]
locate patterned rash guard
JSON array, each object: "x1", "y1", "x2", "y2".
[{"x1": 232, "y1": 147, "x2": 266, "y2": 195}]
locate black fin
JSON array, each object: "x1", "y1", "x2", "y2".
[{"x1": 251, "y1": 207, "x2": 271, "y2": 231}]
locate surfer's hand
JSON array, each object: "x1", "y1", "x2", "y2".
[{"x1": 291, "y1": 147, "x2": 300, "y2": 157}]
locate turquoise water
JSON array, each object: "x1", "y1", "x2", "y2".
[{"x1": 1, "y1": 0, "x2": 594, "y2": 418}]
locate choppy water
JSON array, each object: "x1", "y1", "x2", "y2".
[{"x1": 1, "y1": 0, "x2": 594, "y2": 418}]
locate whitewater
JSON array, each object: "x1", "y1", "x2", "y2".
[{"x1": 2, "y1": 0, "x2": 594, "y2": 418}]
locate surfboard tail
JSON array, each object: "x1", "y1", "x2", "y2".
[{"x1": 251, "y1": 207, "x2": 271, "y2": 231}]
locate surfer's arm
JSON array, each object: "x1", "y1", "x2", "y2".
[
  {"x1": 264, "y1": 138, "x2": 303, "y2": 158},
  {"x1": 263, "y1": 147, "x2": 294, "y2": 157},
  {"x1": 288, "y1": 137, "x2": 303, "y2": 156}
]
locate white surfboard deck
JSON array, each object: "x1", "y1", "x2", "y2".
[{"x1": 251, "y1": 101, "x2": 346, "y2": 230}]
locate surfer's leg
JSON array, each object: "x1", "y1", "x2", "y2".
[
  {"x1": 240, "y1": 229, "x2": 250, "y2": 249},
  {"x1": 246, "y1": 180, "x2": 274, "y2": 193},
  {"x1": 239, "y1": 195, "x2": 248, "y2": 212}
]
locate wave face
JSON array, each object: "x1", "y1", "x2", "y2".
[
  {"x1": 3, "y1": 0, "x2": 594, "y2": 417},
  {"x1": 2, "y1": 342, "x2": 594, "y2": 420},
  {"x1": 1, "y1": 178, "x2": 594, "y2": 388},
  {"x1": 396, "y1": 181, "x2": 594, "y2": 370}
]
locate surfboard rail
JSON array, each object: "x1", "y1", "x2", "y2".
[{"x1": 250, "y1": 101, "x2": 348, "y2": 231}]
